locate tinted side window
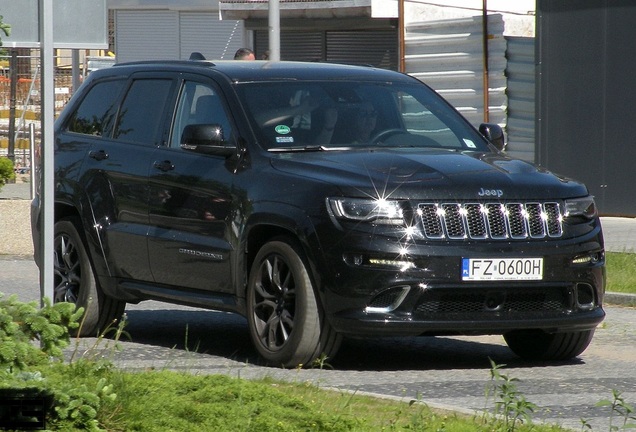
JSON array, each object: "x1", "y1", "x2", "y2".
[
  {"x1": 114, "y1": 79, "x2": 174, "y2": 145},
  {"x1": 170, "y1": 81, "x2": 233, "y2": 148},
  {"x1": 66, "y1": 79, "x2": 125, "y2": 136}
]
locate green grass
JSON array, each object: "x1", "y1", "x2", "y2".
[
  {"x1": 606, "y1": 252, "x2": 636, "y2": 294},
  {"x1": 27, "y1": 360, "x2": 566, "y2": 432}
]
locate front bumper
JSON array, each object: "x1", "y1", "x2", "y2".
[{"x1": 315, "y1": 225, "x2": 606, "y2": 338}]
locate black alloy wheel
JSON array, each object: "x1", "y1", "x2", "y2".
[{"x1": 247, "y1": 238, "x2": 341, "y2": 367}]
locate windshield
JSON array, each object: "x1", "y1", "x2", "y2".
[{"x1": 235, "y1": 80, "x2": 491, "y2": 152}]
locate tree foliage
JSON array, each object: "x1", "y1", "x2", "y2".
[{"x1": 0, "y1": 15, "x2": 11, "y2": 46}]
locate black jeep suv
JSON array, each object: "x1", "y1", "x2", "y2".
[{"x1": 32, "y1": 59, "x2": 605, "y2": 367}]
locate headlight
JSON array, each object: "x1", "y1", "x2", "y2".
[
  {"x1": 564, "y1": 196, "x2": 597, "y2": 219},
  {"x1": 327, "y1": 197, "x2": 405, "y2": 225}
]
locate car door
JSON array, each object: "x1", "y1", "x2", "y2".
[
  {"x1": 79, "y1": 73, "x2": 178, "y2": 282},
  {"x1": 147, "y1": 76, "x2": 240, "y2": 293}
]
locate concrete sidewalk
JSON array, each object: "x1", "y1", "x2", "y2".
[{"x1": 0, "y1": 181, "x2": 33, "y2": 255}]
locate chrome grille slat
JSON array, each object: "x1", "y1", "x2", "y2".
[
  {"x1": 485, "y1": 203, "x2": 507, "y2": 239},
  {"x1": 417, "y1": 201, "x2": 563, "y2": 240},
  {"x1": 419, "y1": 204, "x2": 444, "y2": 238},
  {"x1": 442, "y1": 204, "x2": 465, "y2": 239}
]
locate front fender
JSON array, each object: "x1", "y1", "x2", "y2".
[{"x1": 240, "y1": 201, "x2": 327, "y2": 304}]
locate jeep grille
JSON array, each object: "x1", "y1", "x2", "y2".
[{"x1": 417, "y1": 202, "x2": 563, "y2": 240}]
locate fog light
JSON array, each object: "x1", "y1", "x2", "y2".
[
  {"x1": 571, "y1": 252, "x2": 601, "y2": 265},
  {"x1": 343, "y1": 254, "x2": 366, "y2": 266}
]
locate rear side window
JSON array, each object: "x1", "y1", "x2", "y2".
[
  {"x1": 113, "y1": 79, "x2": 174, "y2": 145},
  {"x1": 66, "y1": 79, "x2": 125, "y2": 136}
]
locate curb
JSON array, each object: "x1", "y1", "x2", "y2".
[{"x1": 604, "y1": 292, "x2": 636, "y2": 308}]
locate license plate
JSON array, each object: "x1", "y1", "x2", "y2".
[{"x1": 461, "y1": 258, "x2": 543, "y2": 281}]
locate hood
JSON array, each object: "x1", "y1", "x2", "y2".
[{"x1": 269, "y1": 148, "x2": 588, "y2": 200}]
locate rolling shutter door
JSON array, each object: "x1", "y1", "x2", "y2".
[
  {"x1": 255, "y1": 28, "x2": 397, "y2": 70},
  {"x1": 327, "y1": 30, "x2": 397, "y2": 70},
  {"x1": 115, "y1": 10, "x2": 179, "y2": 63},
  {"x1": 255, "y1": 31, "x2": 324, "y2": 61}
]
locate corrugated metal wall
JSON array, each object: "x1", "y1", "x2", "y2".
[
  {"x1": 404, "y1": 15, "x2": 539, "y2": 163},
  {"x1": 504, "y1": 36, "x2": 536, "y2": 162},
  {"x1": 404, "y1": 15, "x2": 507, "y2": 129}
]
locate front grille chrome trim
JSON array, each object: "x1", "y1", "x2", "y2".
[{"x1": 417, "y1": 201, "x2": 563, "y2": 240}]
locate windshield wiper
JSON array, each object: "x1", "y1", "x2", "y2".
[{"x1": 268, "y1": 145, "x2": 352, "y2": 153}]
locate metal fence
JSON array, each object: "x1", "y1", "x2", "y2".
[{"x1": 0, "y1": 52, "x2": 77, "y2": 168}]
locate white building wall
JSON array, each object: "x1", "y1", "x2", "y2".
[{"x1": 180, "y1": 13, "x2": 244, "y2": 60}]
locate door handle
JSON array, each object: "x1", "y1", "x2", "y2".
[
  {"x1": 153, "y1": 160, "x2": 175, "y2": 172},
  {"x1": 88, "y1": 150, "x2": 108, "y2": 161}
]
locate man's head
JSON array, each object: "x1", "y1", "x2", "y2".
[{"x1": 234, "y1": 48, "x2": 255, "y2": 60}]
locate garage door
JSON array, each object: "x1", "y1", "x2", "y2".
[
  {"x1": 115, "y1": 10, "x2": 246, "y2": 63},
  {"x1": 254, "y1": 28, "x2": 398, "y2": 70},
  {"x1": 115, "y1": 10, "x2": 179, "y2": 63}
]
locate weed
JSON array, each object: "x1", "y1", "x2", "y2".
[
  {"x1": 485, "y1": 359, "x2": 538, "y2": 432},
  {"x1": 596, "y1": 389, "x2": 636, "y2": 431},
  {"x1": 311, "y1": 352, "x2": 334, "y2": 370},
  {"x1": 70, "y1": 308, "x2": 130, "y2": 364}
]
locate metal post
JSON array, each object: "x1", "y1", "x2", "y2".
[
  {"x1": 7, "y1": 50, "x2": 17, "y2": 166},
  {"x1": 39, "y1": 0, "x2": 55, "y2": 304},
  {"x1": 482, "y1": 0, "x2": 490, "y2": 123},
  {"x1": 268, "y1": 0, "x2": 280, "y2": 61},
  {"x1": 29, "y1": 122, "x2": 36, "y2": 200},
  {"x1": 72, "y1": 49, "x2": 81, "y2": 93},
  {"x1": 399, "y1": 0, "x2": 405, "y2": 73}
]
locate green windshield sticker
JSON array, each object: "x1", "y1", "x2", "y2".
[{"x1": 275, "y1": 125, "x2": 291, "y2": 134}]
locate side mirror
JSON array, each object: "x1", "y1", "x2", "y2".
[
  {"x1": 180, "y1": 124, "x2": 235, "y2": 157},
  {"x1": 479, "y1": 123, "x2": 506, "y2": 152}
]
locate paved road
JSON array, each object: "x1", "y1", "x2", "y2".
[{"x1": 1, "y1": 257, "x2": 635, "y2": 431}]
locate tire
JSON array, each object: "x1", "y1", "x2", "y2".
[
  {"x1": 246, "y1": 238, "x2": 341, "y2": 368},
  {"x1": 504, "y1": 329, "x2": 595, "y2": 361},
  {"x1": 54, "y1": 217, "x2": 126, "y2": 336}
]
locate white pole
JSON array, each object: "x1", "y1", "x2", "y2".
[
  {"x1": 39, "y1": 0, "x2": 55, "y2": 304},
  {"x1": 268, "y1": 0, "x2": 280, "y2": 61}
]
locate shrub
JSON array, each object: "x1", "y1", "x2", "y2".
[
  {"x1": 0, "y1": 294, "x2": 82, "y2": 372},
  {"x1": 0, "y1": 156, "x2": 15, "y2": 190}
]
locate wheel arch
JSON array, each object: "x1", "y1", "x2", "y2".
[
  {"x1": 53, "y1": 198, "x2": 115, "y2": 292},
  {"x1": 240, "y1": 204, "x2": 325, "y2": 304}
]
